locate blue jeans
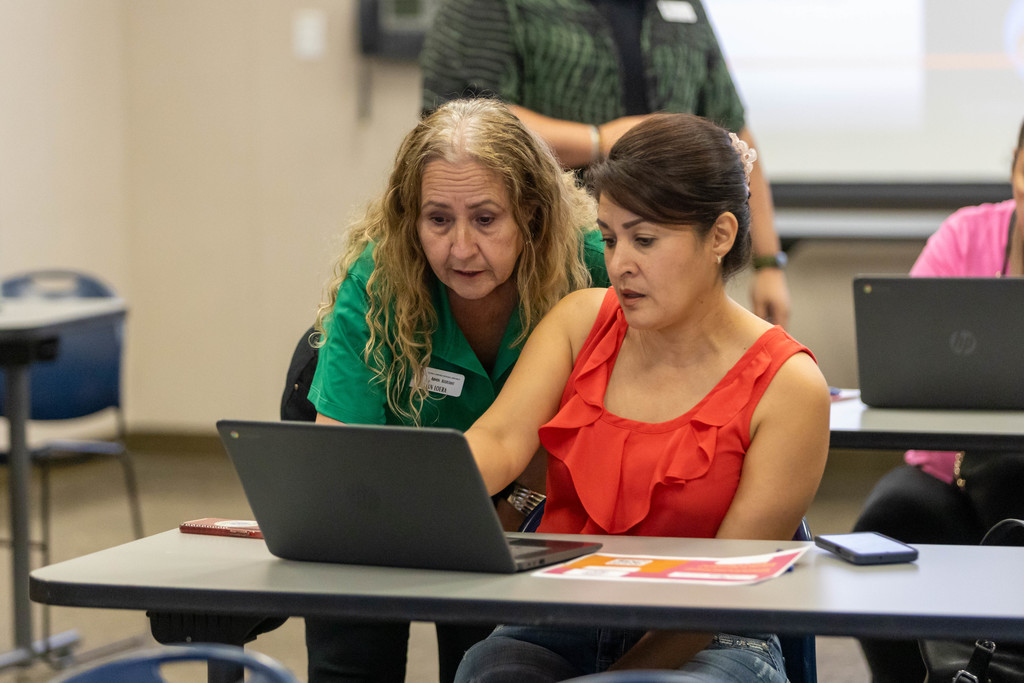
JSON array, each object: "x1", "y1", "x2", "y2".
[{"x1": 454, "y1": 625, "x2": 787, "y2": 683}]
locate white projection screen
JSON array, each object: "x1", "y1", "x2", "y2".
[{"x1": 706, "y1": 0, "x2": 1024, "y2": 193}]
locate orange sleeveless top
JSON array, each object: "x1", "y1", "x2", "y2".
[{"x1": 537, "y1": 288, "x2": 812, "y2": 538}]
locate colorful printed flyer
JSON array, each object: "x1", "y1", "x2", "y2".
[{"x1": 536, "y1": 547, "x2": 808, "y2": 585}]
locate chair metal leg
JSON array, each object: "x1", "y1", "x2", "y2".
[
  {"x1": 115, "y1": 412, "x2": 144, "y2": 539},
  {"x1": 35, "y1": 461, "x2": 79, "y2": 669},
  {"x1": 117, "y1": 449, "x2": 145, "y2": 539},
  {"x1": 40, "y1": 460, "x2": 51, "y2": 568},
  {"x1": 35, "y1": 457, "x2": 145, "y2": 670},
  {"x1": 40, "y1": 459, "x2": 53, "y2": 654}
]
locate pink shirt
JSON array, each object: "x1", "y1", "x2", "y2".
[{"x1": 905, "y1": 199, "x2": 1016, "y2": 482}]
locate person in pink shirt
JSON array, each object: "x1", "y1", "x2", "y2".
[{"x1": 852, "y1": 118, "x2": 1024, "y2": 683}]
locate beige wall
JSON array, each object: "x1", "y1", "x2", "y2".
[
  {"x1": 2, "y1": 1, "x2": 420, "y2": 431},
  {"x1": 0, "y1": 1, "x2": 928, "y2": 434},
  {"x1": 122, "y1": 1, "x2": 422, "y2": 430},
  {"x1": 0, "y1": 0, "x2": 130, "y2": 288}
]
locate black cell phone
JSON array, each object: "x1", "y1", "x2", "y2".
[{"x1": 813, "y1": 532, "x2": 918, "y2": 565}]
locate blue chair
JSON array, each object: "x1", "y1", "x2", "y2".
[
  {"x1": 0, "y1": 270, "x2": 143, "y2": 647},
  {"x1": 49, "y1": 643, "x2": 300, "y2": 683},
  {"x1": 519, "y1": 502, "x2": 816, "y2": 683},
  {"x1": 559, "y1": 671, "x2": 712, "y2": 683},
  {"x1": 518, "y1": 497, "x2": 546, "y2": 532}
]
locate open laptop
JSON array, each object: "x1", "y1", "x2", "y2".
[
  {"x1": 853, "y1": 276, "x2": 1024, "y2": 409},
  {"x1": 215, "y1": 419, "x2": 601, "y2": 573}
]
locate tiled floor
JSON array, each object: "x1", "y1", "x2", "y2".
[{"x1": 0, "y1": 443, "x2": 902, "y2": 682}]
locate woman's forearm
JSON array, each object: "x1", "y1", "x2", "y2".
[{"x1": 507, "y1": 105, "x2": 599, "y2": 169}]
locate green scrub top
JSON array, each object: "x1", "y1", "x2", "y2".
[{"x1": 308, "y1": 230, "x2": 609, "y2": 431}]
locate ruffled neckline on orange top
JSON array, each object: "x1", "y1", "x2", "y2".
[{"x1": 538, "y1": 299, "x2": 788, "y2": 535}]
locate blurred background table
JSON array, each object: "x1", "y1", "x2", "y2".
[{"x1": 0, "y1": 296, "x2": 127, "y2": 669}]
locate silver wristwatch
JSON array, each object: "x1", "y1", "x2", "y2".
[{"x1": 506, "y1": 482, "x2": 546, "y2": 515}]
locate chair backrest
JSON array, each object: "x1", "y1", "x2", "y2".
[
  {"x1": 519, "y1": 498, "x2": 546, "y2": 533},
  {"x1": 521, "y1": 503, "x2": 816, "y2": 682},
  {"x1": 281, "y1": 325, "x2": 319, "y2": 422},
  {"x1": 0, "y1": 270, "x2": 123, "y2": 420},
  {"x1": 50, "y1": 643, "x2": 300, "y2": 683},
  {"x1": 980, "y1": 518, "x2": 1024, "y2": 547},
  {"x1": 1, "y1": 270, "x2": 115, "y2": 299},
  {"x1": 558, "y1": 672, "x2": 699, "y2": 683}
]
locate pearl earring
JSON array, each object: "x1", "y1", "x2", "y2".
[{"x1": 716, "y1": 255, "x2": 722, "y2": 265}]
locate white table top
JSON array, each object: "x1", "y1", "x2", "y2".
[
  {"x1": 30, "y1": 530, "x2": 1024, "y2": 641},
  {"x1": 830, "y1": 396, "x2": 1024, "y2": 451},
  {"x1": 1, "y1": 294, "x2": 129, "y2": 667},
  {"x1": 0, "y1": 297, "x2": 127, "y2": 336}
]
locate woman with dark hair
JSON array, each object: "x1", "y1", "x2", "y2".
[{"x1": 454, "y1": 113, "x2": 830, "y2": 682}]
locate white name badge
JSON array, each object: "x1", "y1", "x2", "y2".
[
  {"x1": 658, "y1": 0, "x2": 697, "y2": 23},
  {"x1": 419, "y1": 367, "x2": 465, "y2": 397}
]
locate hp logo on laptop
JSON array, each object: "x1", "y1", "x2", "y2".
[{"x1": 949, "y1": 329, "x2": 978, "y2": 356}]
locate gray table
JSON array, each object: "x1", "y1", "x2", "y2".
[
  {"x1": 0, "y1": 297, "x2": 127, "y2": 669},
  {"x1": 29, "y1": 529, "x2": 1024, "y2": 642},
  {"x1": 830, "y1": 395, "x2": 1024, "y2": 452}
]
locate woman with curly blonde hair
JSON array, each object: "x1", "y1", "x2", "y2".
[
  {"x1": 305, "y1": 98, "x2": 608, "y2": 683},
  {"x1": 312, "y1": 98, "x2": 602, "y2": 427}
]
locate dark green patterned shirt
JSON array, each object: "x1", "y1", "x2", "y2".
[{"x1": 420, "y1": 0, "x2": 745, "y2": 132}]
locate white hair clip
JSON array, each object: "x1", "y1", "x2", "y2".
[{"x1": 728, "y1": 132, "x2": 757, "y2": 187}]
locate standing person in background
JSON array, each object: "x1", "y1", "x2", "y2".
[
  {"x1": 305, "y1": 97, "x2": 609, "y2": 683},
  {"x1": 852, "y1": 117, "x2": 1024, "y2": 682},
  {"x1": 420, "y1": 0, "x2": 792, "y2": 327}
]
